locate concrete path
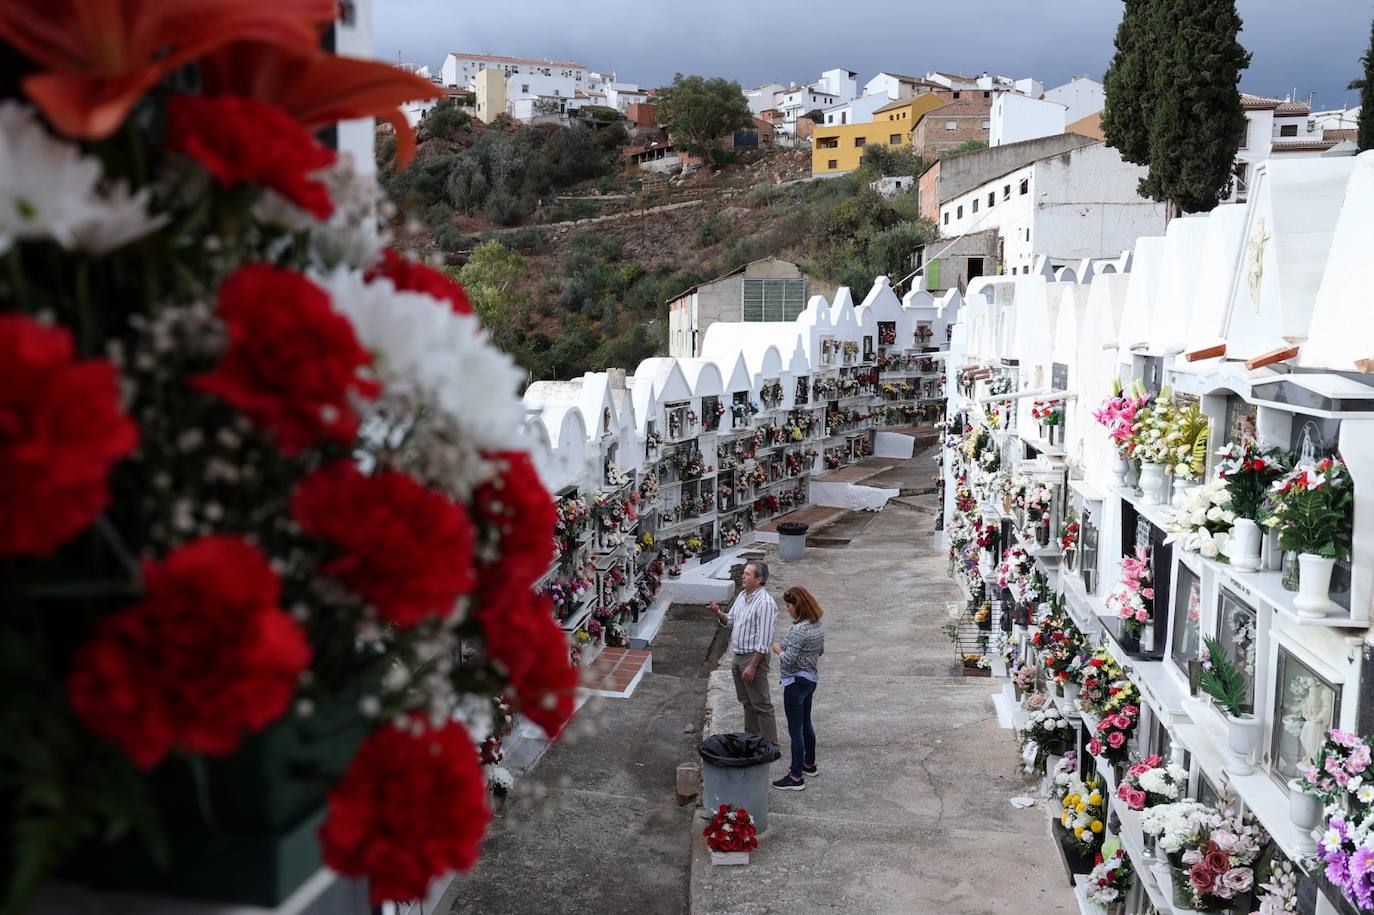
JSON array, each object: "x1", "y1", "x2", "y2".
[{"x1": 691, "y1": 449, "x2": 1075, "y2": 915}]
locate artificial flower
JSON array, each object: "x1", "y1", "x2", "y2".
[
  {"x1": 0, "y1": 314, "x2": 138, "y2": 556},
  {"x1": 292, "y1": 461, "x2": 477, "y2": 627},
  {"x1": 193, "y1": 263, "x2": 379, "y2": 454},
  {"x1": 476, "y1": 590, "x2": 578, "y2": 737},
  {"x1": 321, "y1": 717, "x2": 490, "y2": 905},
  {"x1": 166, "y1": 94, "x2": 337, "y2": 219},
  {"x1": 66, "y1": 535, "x2": 311, "y2": 768},
  {"x1": 365, "y1": 248, "x2": 472, "y2": 314},
  {"x1": 473, "y1": 450, "x2": 556, "y2": 592}
]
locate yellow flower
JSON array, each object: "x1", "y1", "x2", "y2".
[
  {"x1": 1061, "y1": 814, "x2": 1071, "y2": 828},
  {"x1": 1074, "y1": 827, "x2": 1085, "y2": 839},
  {"x1": 1088, "y1": 791, "x2": 1101, "y2": 805},
  {"x1": 1075, "y1": 802, "x2": 1085, "y2": 813},
  {"x1": 1091, "y1": 820, "x2": 1104, "y2": 833}
]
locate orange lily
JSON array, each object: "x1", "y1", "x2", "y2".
[
  {"x1": 0, "y1": 0, "x2": 336, "y2": 139},
  {"x1": 201, "y1": 43, "x2": 443, "y2": 168}
]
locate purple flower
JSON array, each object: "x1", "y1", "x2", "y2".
[
  {"x1": 1327, "y1": 852, "x2": 1352, "y2": 888},
  {"x1": 1352, "y1": 846, "x2": 1374, "y2": 880}
]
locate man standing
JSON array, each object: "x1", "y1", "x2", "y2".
[{"x1": 711, "y1": 560, "x2": 779, "y2": 747}]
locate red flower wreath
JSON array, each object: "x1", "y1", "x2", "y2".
[
  {"x1": 320, "y1": 717, "x2": 490, "y2": 905},
  {"x1": 194, "y1": 264, "x2": 378, "y2": 455},
  {"x1": 292, "y1": 462, "x2": 477, "y2": 627},
  {"x1": 66, "y1": 536, "x2": 311, "y2": 769},
  {"x1": 365, "y1": 248, "x2": 473, "y2": 314},
  {"x1": 0, "y1": 314, "x2": 138, "y2": 557},
  {"x1": 166, "y1": 94, "x2": 336, "y2": 218}
]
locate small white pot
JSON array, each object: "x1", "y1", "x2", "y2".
[
  {"x1": 1229, "y1": 518, "x2": 1263, "y2": 572},
  {"x1": 1294, "y1": 553, "x2": 1337, "y2": 619},
  {"x1": 1224, "y1": 712, "x2": 1262, "y2": 776},
  {"x1": 1288, "y1": 777, "x2": 1322, "y2": 855},
  {"x1": 1138, "y1": 462, "x2": 1166, "y2": 505},
  {"x1": 1171, "y1": 477, "x2": 1198, "y2": 510},
  {"x1": 1062, "y1": 681, "x2": 1081, "y2": 710},
  {"x1": 1109, "y1": 451, "x2": 1127, "y2": 487},
  {"x1": 979, "y1": 552, "x2": 995, "y2": 576}
]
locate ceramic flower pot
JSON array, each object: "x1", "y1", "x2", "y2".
[
  {"x1": 1138, "y1": 462, "x2": 1166, "y2": 505},
  {"x1": 1289, "y1": 777, "x2": 1321, "y2": 855},
  {"x1": 1062, "y1": 681, "x2": 1081, "y2": 710},
  {"x1": 1229, "y1": 518, "x2": 1263, "y2": 572},
  {"x1": 1109, "y1": 452, "x2": 1127, "y2": 487},
  {"x1": 979, "y1": 552, "x2": 995, "y2": 577},
  {"x1": 1224, "y1": 712, "x2": 1262, "y2": 775},
  {"x1": 710, "y1": 851, "x2": 750, "y2": 866},
  {"x1": 1294, "y1": 553, "x2": 1336, "y2": 619},
  {"x1": 1171, "y1": 477, "x2": 1198, "y2": 510}
]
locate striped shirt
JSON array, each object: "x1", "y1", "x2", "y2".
[{"x1": 724, "y1": 587, "x2": 777, "y2": 656}]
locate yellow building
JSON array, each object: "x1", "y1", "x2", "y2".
[
  {"x1": 811, "y1": 92, "x2": 948, "y2": 176},
  {"x1": 475, "y1": 68, "x2": 506, "y2": 123}
]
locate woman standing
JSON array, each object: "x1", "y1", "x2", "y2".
[{"x1": 771, "y1": 586, "x2": 824, "y2": 791}]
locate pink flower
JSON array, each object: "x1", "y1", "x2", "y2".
[
  {"x1": 1107, "y1": 731, "x2": 1127, "y2": 749},
  {"x1": 1113, "y1": 714, "x2": 1132, "y2": 729},
  {"x1": 1129, "y1": 787, "x2": 1148, "y2": 809},
  {"x1": 1088, "y1": 738, "x2": 1103, "y2": 756}
]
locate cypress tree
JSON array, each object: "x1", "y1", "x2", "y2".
[
  {"x1": 1141, "y1": 0, "x2": 1251, "y2": 213},
  {"x1": 1101, "y1": 0, "x2": 1159, "y2": 167},
  {"x1": 1353, "y1": 17, "x2": 1374, "y2": 152}
]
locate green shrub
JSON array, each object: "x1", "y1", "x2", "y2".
[
  {"x1": 435, "y1": 225, "x2": 474, "y2": 253},
  {"x1": 742, "y1": 182, "x2": 782, "y2": 208},
  {"x1": 696, "y1": 214, "x2": 725, "y2": 247},
  {"x1": 500, "y1": 226, "x2": 550, "y2": 251}
]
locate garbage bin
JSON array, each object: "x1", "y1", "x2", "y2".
[
  {"x1": 698, "y1": 732, "x2": 781, "y2": 832},
  {"x1": 777, "y1": 521, "x2": 809, "y2": 561}
]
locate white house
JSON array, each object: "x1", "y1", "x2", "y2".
[
  {"x1": 604, "y1": 83, "x2": 649, "y2": 113},
  {"x1": 1043, "y1": 75, "x2": 1105, "y2": 124},
  {"x1": 586, "y1": 70, "x2": 616, "y2": 93},
  {"x1": 775, "y1": 84, "x2": 840, "y2": 135},
  {"x1": 440, "y1": 52, "x2": 587, "y2": 92},
  {"x1": 863, "y1": 72, "x2": 933, "y2": 100},
  {"x1": 1233, "y1": 94, "x2": 1347, "y2": 202},
  {"x1": 820, "y1": 92, "x2": 894, "y2": 127},
  {"x1": 816, "y1": 68, "x2": 859, "y2": 102},
  {"x1": 505, "y1": 72, "x2": 580, "y2": 122},
  {"x1": 989, "y1": 92, "x2": 1068, "y2": 147},
  {"x1": 937, "y1": 140, "x2": 1166, "y2": 276},
  {"x1": 744, "y1": 82, "x2": 786, "y2": 117}
]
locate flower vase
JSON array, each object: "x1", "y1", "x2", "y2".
[
  {"x1": 979, "y1": 551, "x2": 995, "y2": 577},
  {"x1": 1124, "y1": 459, "x2": 1140, "y2": 492},
  {"x1": 1294, "y1": 554, "x2": 1337, "y2": 618},
  {"x1": 1150, "y1": 860, "x2": 1174, "y2": 900},
  {"x1": 1138, "y1": 462, "x2": 1166, "y2": 505},
  {"x1": 1281, "y1": 549, "x2": 1300, "y2": 591},
  {"x1": 1171, "y1": 477, "x2": 1198, "y2": 510},
  {"x1": 1224, "y1": 712, "x2": 1262, "y2": 775},
  {"x1": 1288, "y1": 778, "x2": 1321, "y2": 855},
  {"x1": 710, "y1": 851, "x2": 750, "y2": 866},
  {"x1": 1109, "y1": 452, "x2": 1127, "y2": 487},
  {"x1": 1119, "y1": 628, "x2": 1141, "y2": 657},
  {"x1": 1229, "y1": 518, "x2": 1262, "y2": 572}
]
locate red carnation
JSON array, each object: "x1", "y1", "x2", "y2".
[
  {"x1": 321, "y1": 717, "x2": 490, "y2": 905},
  {"x1": 66, "y1": 536, "x2": 310, "y2": 769},
  {"x1": 0, "y1": 315, "x2": 138, "y2": 556},
  {"x1": 473, "y1": 451, "x2": 555, "y2": 593},
  {"x1": 477, "y1": 591, "x2": 578, "y2": 736},
  {"x1": 194, "y1": 265, "x2": 378, "y2": 455},
  {"x1": 292, "y1": 462, "x2": 476, "y2": 627},
  {"x1": 365, "y1": 249, "x2": 472, "y2": 314},
  {"x1": 166, "y1": 94, "x2": 336, "y2": 218}
]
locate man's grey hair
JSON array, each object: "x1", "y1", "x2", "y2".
[{"x1": 746, "y1": 560, "x2": 769, "y2": 584}]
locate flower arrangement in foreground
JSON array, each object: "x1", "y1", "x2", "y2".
[
  {"x1": 1165, "y1": 477, "x2": 1235, "y2": 559},
  {"x1": 1115, "y1": 755, "x2": 1188, "y2": 811},
  {"x1": 1265, "y1": 456, "x2": 1355, "y2": 559},
  {"x1": 1093, "y1": 378, "x2": 1150, "y2": 457},
  {"x1": 1056, "y1": 772, "x2": 1106, "y2": 854},
  {"x1": 703, "y1": 805, "x2": 759, "y2": 854},
  {"x1": 1021, "y1": 705, "x2": 1073, "y2": 772},
  {"x1": 0, "y1": 6, "x2": 578, "y2": 907},
  {"x1": 1087, "y1": 702, "x2": 1140, "y2": 765},
  {"x1": 997, "y1": 542, "x2": 1036, "y2": 603},
  {"x1": 1215, "y1": 438, "x2": 1287, "y2": 521},
  {"x1": 1299, "y1": 729, "x2": 1374, "y2": 911},
  {"x1": 1174, "y1": 805, "x2": 1268, "y2": 910},
  {"x1": 1085, "y1": 847, "x2": 1134, "y2": 909},
  {"x1": 1253, "y1": 855, "x2": 1300, "y2": 914}
]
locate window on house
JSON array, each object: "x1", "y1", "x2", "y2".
[
  {"x1": 889, "y1": 133, "x2": 901, "y2": 144},
  {"x1": 1004, "y1": 185, "x2": 1010, "y2": 200},
  {"x1": 953, "y1": 91, "x2": 961, "y2": 99},
  {"x1": 521, "y1": 84, "x2": 529, "y2": 93},
  {"x1": 1019, "y1": 178, "x2": 1029, "y2": 195},
  {"x1": 742, "y1": 278, "x2": 806, "y2": 322},
  {"x1": 956, "y1": 205, "x2": 963, "y2": 218},
  {"x1": 981, "y1": 120, "x2": 990, "y2": 129},
  {"x1": 983, "y1": 90, "x2": 990, "y2": 98},
  {"x1": 988, "y1": 192, "x2": 995, "y2": 207},
  {"x1": 971, "y1": 199, "x2": 979, "y2": 213},
  {"x1": 842, "y1": 112, "x2": 847, "y2": 124},
  {"x1": 967, "y1": 256, "x2": 984, "y2": 278},
  {"x1": 854, "y1": 136, "x2": 866, "y2": 146},
  {"x1": 945, "y1": 121, "x2": 957, "y2": 130},
  {"x1": 943, "y1": 212, "x2": 950, "y2": 226},
  {"x1": 827, "y1": 159, "x2": 837, "y2": 169},
  {"x1": 1279, "y1": 124, "x2": 1297, "y2": 137},
  {"x1": 818, "y1": 137, "x2": 839, "y2": 149}
]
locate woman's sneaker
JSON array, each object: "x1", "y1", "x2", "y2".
[
  {"x1": 802, "y1": 763, "x2": 820, "y2": 777},
  {"x1": 771, "y1": 774, "x2": 806, "y2": 791}
]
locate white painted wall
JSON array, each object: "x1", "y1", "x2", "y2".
[
  {"x1": 333, "y1": 0, "x2": 376, "y2": 177},
  {"x1": 745, "y1": 83, "x2": 785, "y2": 116},
  {"x1": 441, "y1": 53, "x2": 587, "y2": 91},
  {"x1": 863, "y1": 74, "x2": 917, "y2": 100},
  {"x1": 818, "y1": 68, "x2": 858, "y2": 102},
  {"x1": 990, "y1": 92, "x2": 1067, "y2": 147},
  {"x1": 1043, "y1": 76, "x2": 1105, "y2": 124},
  {"x1": 822, "y1": 92, "x2": 891, "y2": 126}
]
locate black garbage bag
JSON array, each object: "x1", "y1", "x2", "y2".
[
  {"x1": 698, "y1": 732, "x2": 781, "y2": 767},
  {"x1": 776, "y1": 521, "x2": 809, "y2": 536}
]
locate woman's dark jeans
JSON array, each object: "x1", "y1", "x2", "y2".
[{"x1": 782, "y1": 677, "x2": 817, "y2": 777}]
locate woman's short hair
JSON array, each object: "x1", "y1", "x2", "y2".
[{"x1": 782, "y1": 586, "x2": 823, "y2": 623}]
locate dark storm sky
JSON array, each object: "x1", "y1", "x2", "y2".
[{"x1": 375, "y1": 0, "x2": 1370, "y2": 111}]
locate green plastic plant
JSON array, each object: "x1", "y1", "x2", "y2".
[
  {"x1": 1264, "y1": 458, "x2": 1355, "y2": 558},
  {"x1": 1198, "y1": 637, "x2": 1248, "y2": 718},
  {"x1": 1166, "y1": 403, "x2": 1210, "y2": 481}
]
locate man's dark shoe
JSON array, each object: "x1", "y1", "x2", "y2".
[
  {"x1": 802, "y1": 763, "x2": 819, "y2": 777},
  {"x1": 772, "y1": 774, "x2": 805, "y2": 791}
]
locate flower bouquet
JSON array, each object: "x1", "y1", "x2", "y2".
[
  {"x1": 1022, "y1": 705, "x2": 1074, "y2": 772},
  {"x1": 1031, "y1": 399, "x2": 1064, "y2": 426},
  {"x1": 1174, "y1": 806, "x2": 1269, "y2": 912},
  {"x1": 1305, "y1": 731, "x2": 1374, "y2": 912},
  {"x1": 1056, "y1": 773, "x2": 1106, "y2": 859},
  {"x1": 0, "y1": 5, "x2": 583, "y2": 908},
  {"x1": 1165, "y1": 478, "x2": 1235, "y2": 560},
  {"x1": 1093, "y1": 378, "x2": 1150, "y2": 463},
  {"x1": 1115, "y1": 755, "x2": 1188, "y2": 810},
  {"x1": 998, "y1": 542, "x2": 1036, "y2": 603},
  {"x1": 1252, "y1": 856, "x2": 1300, "y2": 915},
  {"x1": 1216, "y1": 437, "x2": 1287, "y2": 571},
  {"x1": 1087, "y1": 703, "x2": 1139, "y2": 766},
  {"x1": 1164, "y1": 400, "x2": 1210, "y2": 483},
  {"x1": 1104, "y1": 546, "x2": 1153, "y2": 641},
  {"x1": 1265, "y1": 457, "x2": 1354, "y2": 617},
  {"x1": 1084, "y1": 848, "x2": 1134, "y2": 913},
  {"x1": 703, "y1": 804, "x2": 759, "y2": 865}
]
